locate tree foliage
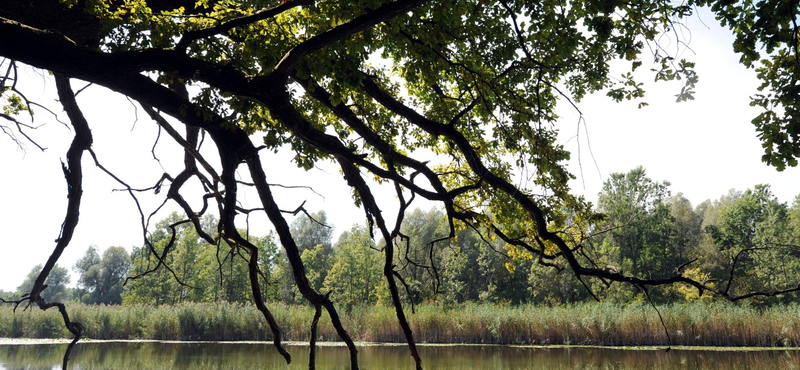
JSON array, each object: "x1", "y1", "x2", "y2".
[
  {"x1": 16, "y1": 264, "x2": 71, "y2": 303},
  {"x1": 1, "y1": 0, "x2": 800, "y2": 369},
  {"x1": 323, "y1": 225, "x2": 383, "y2": 308},
  {"x1": 704, "y1": 185, "x2": 798, "y2": 301},
  {"x1": 124, "y1": 213, "x2": 272, "y2": 305},
  {"x1": 74, "y1": 246, "x2": 132, "y2": 305},
  {"x1": 597, "y1": 166, "x2": 673, "y2": 277}
]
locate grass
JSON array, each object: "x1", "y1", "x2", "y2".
[{"x1": 1, "y1": 301, "x2": 799, "y2": 347}]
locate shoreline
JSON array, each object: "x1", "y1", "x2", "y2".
[
  {"x1": 5, "y1": 302, "x2": 800, "y2": 347},
  {"x1": 1, "y1": 338, "x2": 799, "y2": 351}
]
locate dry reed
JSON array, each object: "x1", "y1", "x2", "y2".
[{"x1": 1, "y1": 301, "x2": 799, "y2": 347}]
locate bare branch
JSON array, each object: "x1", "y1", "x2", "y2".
[
  {"x1": 0, "y1": 112, "x2": 46, "y2": 150},
  {"x1": 142, "y1": 105, "x2": 221, "y2": 184},
  {"x1": 123, "y1": 218, "x2": 196, "y2": 288}
]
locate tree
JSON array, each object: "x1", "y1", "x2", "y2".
[
  {"x1": 290, "y1": 211, "x2": 334, "y2": 254},
  {"x1": 2, "y1": 1, "x2": 800, "y2": 369},
  {"x1": 254, "y1": 232, "x2": 282, "y2": 302},
  {"x1": 292, "y1": 211, "x2": 335, "y2": 293},
  {"x1": 123, "y1": 242, "x2": 175, "y2": 305},
  {"x1": 704, "y1": 185, "x2": 798, "y2": 301},
  {"x1": 395, "y1": 208, "x2": 448, "y2": 304},
  {"x1": 660, "y1": 194, "x2": 709, "y2": 301},
  {"x1": 476, "y1": 239, "x2": 533, "y2": 305},
  {"x1": 664, "y1": 194, "x2": 704, "y2": 264},
  {"x1": 124, "y1": 212, "x2": 201, "y2": 304},
  {"x1": 695, "y1": 190, "x2": 744, "y2": 272},
  {"x1": 440, "y1": 226, "x2": 484, "y2": 304},
  {"x1": 74, "y1": 246, "x2": 132, "y2": 305},
  {"x1": 597, "y1": 166, "x2": 674, "y2": 277},
  {"x1": 16, "y1": 264, "x2": 71, "y2": 302},
  {"x1": 323, "y1": 224, "x2": 383, "y2": 308},
  {"x1": 124, "y1": 213, "x2": 274, "y2": 304},
  {"x1": 74, "y1": 247, "x2": 101, "y2": 278},
  {"x1": 790, "y1": 196, "x2": 800, "y2": 246}
]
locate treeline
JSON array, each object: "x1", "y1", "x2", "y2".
[
  {"x1": 119, "y1": 166, "x2": 798, "y2": 307},
  {"x1": 5, "y1": 166, "x2": 799, "y2": 308}
]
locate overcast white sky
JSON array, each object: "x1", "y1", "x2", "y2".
[{"x1": 1, "y1": 8, "x2": 798, "y2": 292}]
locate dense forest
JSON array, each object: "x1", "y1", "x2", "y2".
[{"x1": 6, "y1": 166, "x2": 798, "y2": 308}]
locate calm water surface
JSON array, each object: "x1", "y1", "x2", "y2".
[{"x1": 1, "y1": 342, "x2": 798, "y2": 370}]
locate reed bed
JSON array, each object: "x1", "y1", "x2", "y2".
[{"x1": 2, "y1": 301, "x2": 800, "y2": 347}]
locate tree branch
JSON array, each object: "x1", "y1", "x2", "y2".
[
  {"x1": 273, "y1": 0, "x2": 429, "y2": 75},
  {"x1": 175, "y1": 0, "x2": 312, "y2": 52}
]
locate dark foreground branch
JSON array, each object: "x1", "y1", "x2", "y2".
[
  {"x1": 309, "y1": 303, "x2": 323, "y2": 370},
  {"x1": 336, "y1": 158, "x2": 423, "y2": 370},
  {"x1": 13, "y1": 74, "x2": 92, "y2": 369},
  {"x1": 246, "y1": 152, "x2": 360, "y2": 369}
]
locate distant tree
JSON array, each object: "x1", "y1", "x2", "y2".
[
  {"x1": 214, "y1": 240, "x2": 253, "y2": 303},
  {"x1": 597, "y1": 167, "x2": 674, "y2": 277},
  {"x1": 74, "y1": 246, "x2": 101, "y2": 280},
  {"x1": 324, "y1": 225, "x2": 383, "y2": 308},
  {"x1": 17, "y1": 264, "x2": 71, "y2": 302},
  {"x1": 124, "y1": 213, "x2": 272, "y2": 304},
  {"x1": 655, "y1": 194, "x2": 710, "y2": 301},
  {"x1": 172, "y1": 221, "x2": 203, "y2": 303},
  {"x1": 790, "y1": 196, "x2": 800, "y2": 246},
  {"x1": 124, "y1": 213, "x2": 197, "y2": 304},
  {"x1": 269, "y1": 252, "x2": 297, "y2": 305},
  {"x1": 693, "y1": 190, "x2": 744, "y2": 275},
  {"x1": 290, "y1": 211, "x2": 334, "y2": 254},
  {"x1": 255, "y1": 232, "x2": 282, "y2": 302},
  {"x1": 527, "y1": 261, "x2": 589, "y2": 305},
  {"x1": 396, "y1": 208, "x2": 448, "y2": 304},
  {"x1": 123, "y1": 242, "x2": 174, "y2": 305},
  {"x1": 261, "y1": 212, "x2": 337, "y2": 303},
  {"x1": 292, "y1": 212, "x2": 335, "y2": 293},
  {"x1": 707, "y1": 185, "x2": 789, "y2": 251},
  {"x1": 476, "y1": 240, "x2": 532, "y2": 305},
  {"x1": 705, "y1": 185, "x2": 797, "y2": 301},
  {"x1": 665, "y1": 194, "x2": 704, "y2": 262},
  {"x1": 440, "y1": 227, "x2": 484, "y2": 304},
  {"x1": 301, "y1": 244, "x2": 333, "y2": 295},
  {"x1": 75, "y1": 246, "x2": 131, "y2": 305}
]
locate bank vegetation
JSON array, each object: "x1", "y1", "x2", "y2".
[{"x1": 2, "y1": 302, "x2": 800, "y2": 348}]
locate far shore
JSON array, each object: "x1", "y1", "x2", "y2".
[{"x1": 2, "y1": 338, "x2": 800, "y2": 352}]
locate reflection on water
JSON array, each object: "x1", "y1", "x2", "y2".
[{"x1": 1, "y1": 342, "x2": 799, "y2": 370}]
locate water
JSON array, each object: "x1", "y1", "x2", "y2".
[{"x1": 0, "y1": 342, "x2": 798, "y2": 370}]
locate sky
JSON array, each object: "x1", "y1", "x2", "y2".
[
  {"x1": 1, "y1": 8, "x2": 799, "y2": 292},
  {"x1": 559, "y1": 11, "x2": 800, "y2": 207}
]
